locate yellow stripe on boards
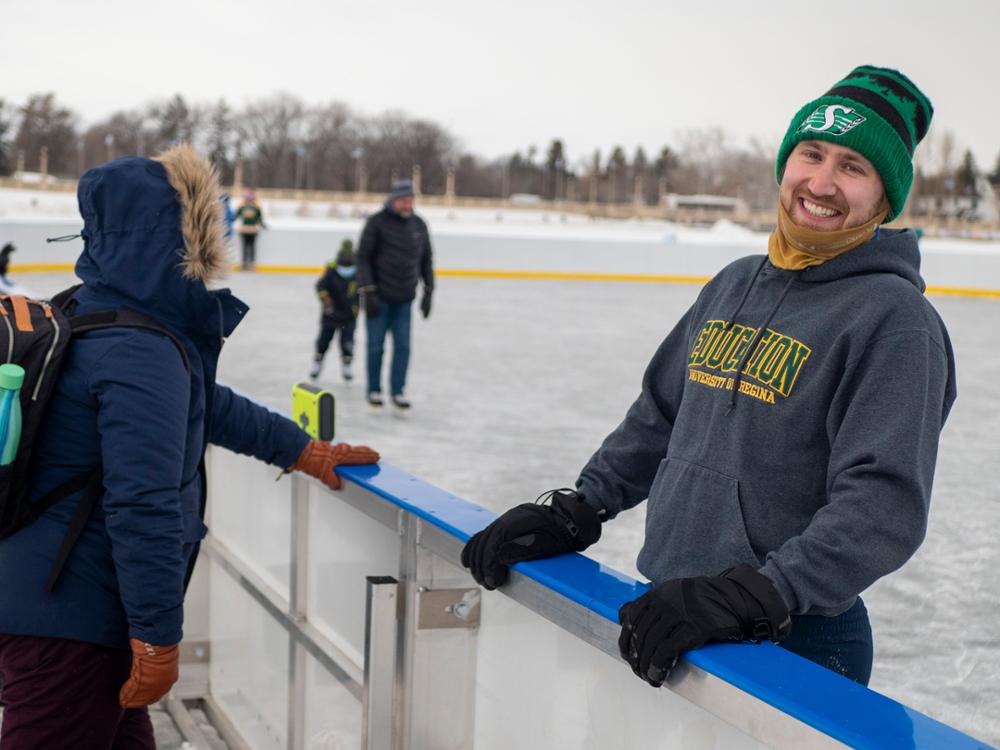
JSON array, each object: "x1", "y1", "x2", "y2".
[
  {"x1": 13, "y1": 263, "x2": 77, "y2": 272},
  {"x1": 924, "y1": 286, "x2": 1000, "y2": 299},
  {"x1": 435, "y1": 268, "x2": 711, "y2": 284},
  {"x1": 239, "y1": 264, "x2": 319, "y2": 274},
  {"x1": 12, "y1": 264, "x2": 1000, "y2": 298}
]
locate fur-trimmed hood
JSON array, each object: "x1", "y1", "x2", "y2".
[
  {"x1": 154, "y1": 143, "x2": 229, "y2": 284},
  {"x1": 74, "y1": 144, "x2": 246, "y2": 341}
]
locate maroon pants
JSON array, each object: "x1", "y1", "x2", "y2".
[{"x1": 0, "y1": 635, "x2": 155, "y2": 750}]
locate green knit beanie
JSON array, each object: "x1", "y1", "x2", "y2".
[
  {"x1": 775, "y1": 65, "x2": 933, "y2": 221},
  {"x1": 336, "y1": 238, "x2": 354, "y2": 266}
]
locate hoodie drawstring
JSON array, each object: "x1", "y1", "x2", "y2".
[
  {"x1": 723, "y1": 257, "x2": 768, "y2": 333},
  {"x1": 725, "y1": 263, "x2": 799, "y2": 415}
]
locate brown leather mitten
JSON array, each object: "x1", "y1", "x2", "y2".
[
  {"x1": 119, "y1": 639, "x2": 180, "y2": 708},
  {"x1": 289, "y1": 440, "x2": 380, "y2": 490}
]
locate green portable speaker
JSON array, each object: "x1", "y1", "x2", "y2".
[{"x1": 292, "y1": 382, "x2": 335, "y2": 441}]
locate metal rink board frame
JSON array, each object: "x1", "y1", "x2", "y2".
[{"x1": 197, "y1": 444, "x2": 991, "y2": 750}]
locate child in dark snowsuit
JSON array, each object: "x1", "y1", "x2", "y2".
[{"x1": 310, "y1": 240, "x2": 360, "y2": 381}]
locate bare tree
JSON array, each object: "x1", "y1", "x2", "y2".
[
  {"x1": 507, "y1": 147, "x2": 543, "y2": 196},
  {"x1": 146, "y1": 94, "x2": 200, "y2": 155},
  {"x1": 201, "y1": 99, "x2": 236, "y2": 184},
  {"x1": 545, "y1": 139, "x2": 566, "y2": 199},
  {"x1": 606, "y1": 146, "x2": 627, "y2": 202},
  {"x1": 236, "y1": 93, "x2": 306, "y2": 188},
  {"x1": 454, "y1": 153, "x2": 504, "y2": 198},
  {"x1": 14, "y1": 93, "x2": 79, "y2": 175},
  {"x1": 303, "y1": 101, "x2": 356, "y2": 190},
  {"x1": 0, "y1": 98, "x2": 14, "y2": 176}
]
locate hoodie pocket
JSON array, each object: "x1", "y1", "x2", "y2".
[{"x1": 637, "y1": 457, "x2": 760, "y2": 583}]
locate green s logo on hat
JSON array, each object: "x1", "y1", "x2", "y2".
[{"x1": 797, "y1": 104, "x2": 866, "y2": 137}]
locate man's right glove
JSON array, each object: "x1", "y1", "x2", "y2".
[
  {"x1": 461, "y1": 489, "x2": 602, "y2": 590},
  {"x1": 289, "y1": 440, "x2": 380, "y2": 491},
  {"x1": 361, "y1": 286, "x2": 382, "y2": 318},
  {"x1": 119, "y1": 639, "x2": 179, "y2": 708}
]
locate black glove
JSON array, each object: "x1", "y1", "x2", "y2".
[
  {"x1": 361, "y1": 286, "x2": 382, "y2": 318},
  {"x1": 618, "y1": 565, "x2": 791, "y2": 688},
  {"x1": 461, "y1": 489, "x2": 603, "y2": 590},
  {"x1": 420, "y1": 288, "x2": 433, "y2": 319}
]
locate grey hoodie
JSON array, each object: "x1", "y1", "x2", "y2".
[{"x1": 577, "y1": 228, "x2": 956, "y2": 616}]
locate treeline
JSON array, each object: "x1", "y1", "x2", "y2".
[{"x1": 0, "y1": 91, "x2": 997, "y2": 214}]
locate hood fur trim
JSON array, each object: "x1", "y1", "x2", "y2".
[{"x1": 154, "y1": 143, "x2": 228, "y2": 284}]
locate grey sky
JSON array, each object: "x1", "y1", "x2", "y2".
[{"x1": 4, "y1": 0, "x2": 997, "y2": 171}]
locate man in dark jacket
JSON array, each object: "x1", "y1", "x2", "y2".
[
  {"x1": 356, "y1": 180, "x2": 434, "y2": 410},
  {"x1": 0, "y1": 145, "x2": 379, "y2": 749},
  {"x1": 462, "y1": 66, "x2": 956, "y2": 689},
  {"x1": 310, "y1": 239, "x2": 360, "y2": 381}
]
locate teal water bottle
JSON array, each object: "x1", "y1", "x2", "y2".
[{"x1": 0, "y1": 363, "x2": 25, "y2": 465}]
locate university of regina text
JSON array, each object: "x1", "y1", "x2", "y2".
[{"x1": 688, "y1": 319, "x2": 813, "y2": 403}]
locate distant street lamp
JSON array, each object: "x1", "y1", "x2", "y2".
[
  {"x1": 443, "y1": 158, "x2": 455, "y2": 205},
  {"x1": 351, "y1": 147, "x2": 364, "y2": 193},
  {"x1": 294, "y1": 145, "x2": 306, "y2": 191},
  {"x1": 136, "y1": 117, "x2": 152, "y2": 157}
]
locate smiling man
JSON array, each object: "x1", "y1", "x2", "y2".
[{"x1": 462, "y1": 65, "x2": 957, "y2": 688}]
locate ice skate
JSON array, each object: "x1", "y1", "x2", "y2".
[
  {"x1": 367, "y1": 391, "x2": 384, "y2": 410},
  {"x1": 341, "y1": 358, "x2": 353, "y2": 382},
  {"x1": 309, "y1": 356, "x2": 323, "y2": 380},
  {"x1": 391, "y1": 393, "x2": 411, "y2": 413}
]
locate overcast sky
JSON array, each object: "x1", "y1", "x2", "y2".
[{"x1": 4, "y1": 0, "x2": 997, "y2": 171}]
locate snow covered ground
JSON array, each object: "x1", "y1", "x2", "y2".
[{"x1": 3, "y1": 191, "x2": 998, "y2": 746}]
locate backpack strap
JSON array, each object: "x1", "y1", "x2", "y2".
[
  {"x1": 32, "y1": 299, "x2": 191, "y2": 591},
  {"x1": 70, "y1": 309, "x2": 191, "y2": 373},
  {"x1": 27, "y1": 468, "x2": 100, "y2": 523},
  {"x1": 49, "y1": 283, "x2": 83, "y2": 311},
  {"x1": 51, "y1": 284, "x2": 191, "y2": 374},
  {"x1": 43, "y1": 467, "x2": 103, "y2": 593}
]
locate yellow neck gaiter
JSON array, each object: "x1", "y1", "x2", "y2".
[{"x1": 768, "y1": 201, "x2": 888, "y2": 270}]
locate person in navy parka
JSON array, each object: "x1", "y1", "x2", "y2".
[{"x1": 0, "y1": 145, "x2": 379, "y2": 749}]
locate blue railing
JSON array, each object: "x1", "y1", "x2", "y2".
[{"x1": 338, "y1": 460, "x2": 992, "y2": 750}]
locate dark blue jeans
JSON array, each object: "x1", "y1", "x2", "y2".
[
  {"x1": 779, "y1": 597, "x2": 874, "y2": 685},
  {"x1": 366, "y1": 302, "x2": 412, "y2": 396}
]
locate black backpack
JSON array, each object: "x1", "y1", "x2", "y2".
[{"x1": 0, "y1": 285, "x2": 189, "y2": 590}]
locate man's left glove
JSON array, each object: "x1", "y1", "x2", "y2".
[
  {"x1": 289, "y1": 439, "x2": 380, "y2": 491},
  {"x1": 461, "y1": 489, "x2": 602, "y2": 590},
  {"x1": 420, "y1": 288, "x2": 433, "y2": 319},
  {"x1": 119, "y1": 639, "x2": 179, "y2": 708},
  {"x1": 618, "y1": 565, "x2": 791, "y2": 688}
]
